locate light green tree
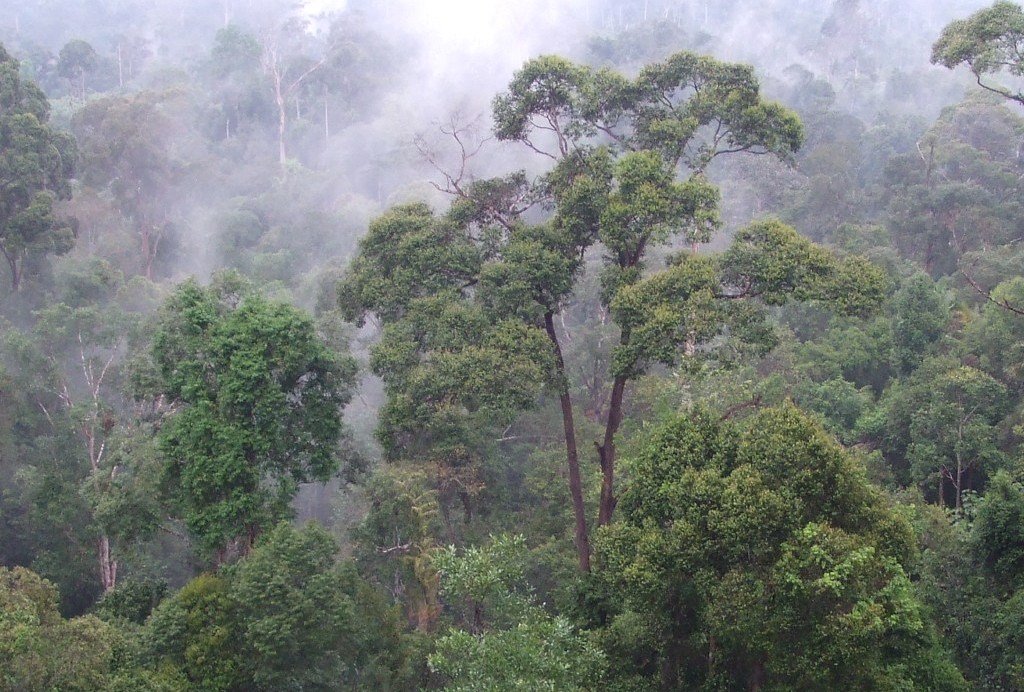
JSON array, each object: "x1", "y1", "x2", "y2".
[
  {"x1": 428, "y1": 534, "x2": 605, "y2": 691},
  {"x1": 933, "y1": 1, "x2": 1024, "y2": 106},
  {"x1": 0, "y1": 566, "x2": 124, "y2": 690}
]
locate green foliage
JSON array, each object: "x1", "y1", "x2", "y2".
[
  {"x1": 145, "y1": 572, "x2": 243, "y2": 691},
  {"x1": 889, "y1": 273, "x2": 950, "y2": 373},
  {"x1": 610, "y1": 218, "x2": 886, "y2": 380},
  {"x1": 882, "y1": 92, "x2": 1024, "y2": 278},
  {"x1": 912, "y1": 497, "x2": 1024, "y2": 689},
  {"x1": 967, "y1": 277, "x2": 1024, "y2": 390},
  {"x1": 144, "y1": 522, "x2": 402, "y2": 691},
  {"x1": 973, "y1": 470, "x2": 1024, "y2": 591},
  {"x1": 593, "y1": 406, "x2": 964, "y2": 690},
  {"x1": 339, "y1": 204, "x2": 557, "y2": 514},
  {"x1": 151, "y1": 277, "x2": 356, "y2": 555},
  {"x1": 226, "y1": 522, "x2": 359, "y2": 690},
  {"x1": 94, "y1": 577, "x2": 168, "y2": 625},
  {"x1": 429, "y1": 535, "x2": 605, "y2": 691},
  {"x1": 0, "y1": 566, "x2": 124, "y2": 690},
  {"x1": 933, "y1": 1, "x2": 1024, "y2": 104},
  {"x1": 869, "y1": 357, "x2": 1010, "y2": 506},
  {"x1": 0, "y1": 42, "x2": 78, "y2": 291}
]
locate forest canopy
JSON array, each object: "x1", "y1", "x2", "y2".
[{"x1": 1, "y1": 1, "x2": 1024, "y2": 689}]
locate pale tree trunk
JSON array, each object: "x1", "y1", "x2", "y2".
[
  {"x1": 75, "y1": 333, "x2": 122, "y2": 592},
  {"x1": 262, "y1": 40, "x2": 327, "y2": 173}
]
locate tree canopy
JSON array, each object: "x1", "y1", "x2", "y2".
[{"x1": 150, "y1": 276, "x2": 357, "y2": 557}]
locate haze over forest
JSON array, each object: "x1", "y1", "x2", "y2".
[{"x1": 2, "y1": 0, "x2": 1024, "y2": 689}]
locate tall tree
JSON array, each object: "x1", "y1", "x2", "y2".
[
  {"x1": 56, "y1": 39, "x2": 98, "y2": 101},
  {"x1": 0, "y1": 43, "x2": 77, "y2": 292},
  {"x1": 71, "y1": 89, "x2": 198, "y2": 280},
  {"x1": 343, "y1": 52, "x2": 882, "y2": 571}
]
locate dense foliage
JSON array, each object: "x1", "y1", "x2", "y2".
[{"x1": 1, "y1": 1, "x2": 1024, "y2": 689}]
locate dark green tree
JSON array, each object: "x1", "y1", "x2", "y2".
[
  {"x1": 0, "y1": 43, "x2": 77, "y2": 292},
  {"x1": 866, "y1": 357, "x2": 1010, "y2": 508},
  {"x1": 593, "y1": 406, "x2": 967, "y2": 690},
  {"x1": 150, "y1": 276, "x2": 356, "y2": 558},
  {"x1": 144, "y1": 522, "x2": 403, "y2": 691}
]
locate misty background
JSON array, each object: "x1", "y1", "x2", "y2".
[{"x1": 0, "y1": 0, "x2": 1003, "y2": 525}]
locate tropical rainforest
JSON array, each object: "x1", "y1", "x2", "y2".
[{"x1": 1, "y1": 0, "x2": 1024, "y2": 689}]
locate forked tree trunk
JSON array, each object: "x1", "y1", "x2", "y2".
[{"x1": 545, "y1": 312, "x2": 591, "y2": 572}]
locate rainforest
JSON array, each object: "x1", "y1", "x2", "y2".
[{"x1": 2, "y1": 1, "x2": 1024, "y2": 690}]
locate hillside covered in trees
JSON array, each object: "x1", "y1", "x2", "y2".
[{"x1": 2, "y1": 1, "x2": 1024, "y2": 689}]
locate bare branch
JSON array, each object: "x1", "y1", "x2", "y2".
[{"x1": 376, "y1": 542, "x2": 413, "y2": 556}]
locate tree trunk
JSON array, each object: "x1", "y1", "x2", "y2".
[
  {"x1": 276, "y1": 85, "x2": 287, "y2": 166},
  {"x1": 597, "y1": 373, "x2": 627, "y2": 526},
  {"x1": 749, "y1": 661, "x2": 766, "y2": 691},
  {"x1": 544, "y1": 312, "x2": 591, "y2": 572},
  {"x1": 2, "y1": 247, "x2": 21, "y2": 291},
  {"x1": 98, "y1": 535, "x2": 117, "y2": 592},
  {"x1": 955, "y1": 450, "x2": 964, "y2": 511}
]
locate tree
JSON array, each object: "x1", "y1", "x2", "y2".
[
  {"x1": 593, "y1": 406, "x2": 967, "y2": 690},
  {"x1": 71, "y1": 89, "x2": 196, "y2": 280},
  {"x1": 967, "y1": 277, "x2": 1024, "y2": 392},
  {"x1": 343, "y1": 51, "x2": 882, "y2": 572},
  {"x1": 867, "y1": 357, "x2": 1010, "y2": 508},
  {"x1": 932, "y1": 5, "x2": 1024, "y2": 313},
  {"x1": 224, "y1": 522, "x2": 361, "y2": 690},
  {"x1": 0, "y1": 566, "x2": 124, "y2": 690},
  {"x1": 338, "y1": 202, "x2": 558, "y2": 538},
  {"x1": 932, "y1": 1, "x2": 1024, "y2": 106},
  {"x1": 0, "y1": 260, "x2": 165, "y2": 595},
  {"x1": 260, "y1": 20, "x2": 327, "y2": 169},
  {"x1": 57, "y1": 39, "x2": 99, "y2": 101},
  {"x1": 889, "y1": 272, "x2": 949, "y2": 374},
  {"x1": 144, "y1": 522, "x2": 395, "y2": 691},
  {"x1": 881, "y1": 92, "x2": 1024, "y2": 281},
  {"x1": 428, "y1": 534, "x2": 605, "y2": 691},
  {"x1": 149, "y1": 275, "x2": 356, "y2": 558},
  {"x1": 0, "y1": 43, "x2": 77, "y2": 292}
]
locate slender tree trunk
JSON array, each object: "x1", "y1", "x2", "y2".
[
  {"x1": 86, "y1": 424, "x2": 117, "y2": 591},
  {"x1": 98, "y1": 535, "x2": 117, "y2": 591},
  {"x1": 275, "y1": 80, "x2": 287, "y2": 166},
  {"x1": 597, "y1": 373, "x2": 627, "y2": 526},
  {"x1": 2, "y1": 246, "x2": 20, "y2": 291},
  {"x1": 544, "y1": 311, "x2": 591, "y2": 572},
  {"x1": 955, "y1": 450, "x2": 964, "y2": 511}
]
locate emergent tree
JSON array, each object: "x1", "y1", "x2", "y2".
[{"x1": 341, "y1": 52, "x2": 884, "y2": 572}]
